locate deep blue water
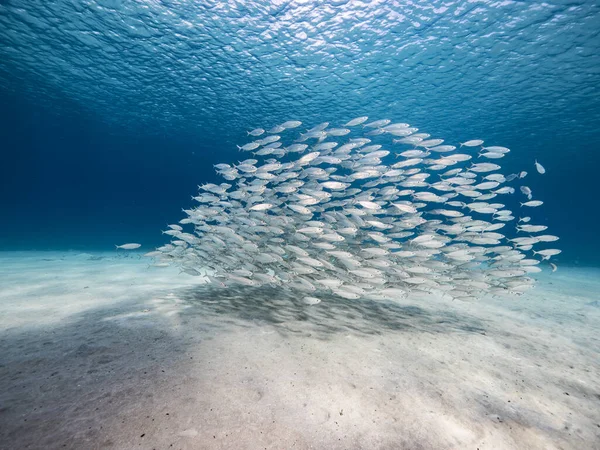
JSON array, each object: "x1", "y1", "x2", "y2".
[{"x1": 0, "y1": 0, "x2": 599, "y2": 264}]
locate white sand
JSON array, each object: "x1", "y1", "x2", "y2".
[{"x1": 0, "y1": 251, "x2": 598, "y2": 449}]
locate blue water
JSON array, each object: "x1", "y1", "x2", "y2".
[{"x1": 0, "y1": 0, "x2": 599, "y2": 264}]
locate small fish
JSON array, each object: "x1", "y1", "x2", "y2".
[
  {"x1": 297, "y1": 227, "x2": 324, "y2": 235},
  {"x1": 469, "y1": 163, "x2": 501, "y2": 173},
  {"x1": 281, "y1": 120, "x2": 302, "y2": 129},
  {"x1": 249, "y1": 203, "x2": 274, "y2": 211},
  {"x1": 533, "y1": 249, "x2": 561, "y2": 258},
  {"x1": 460, "y1": 140, "x2": 484, "y2": 147},
  {"x1": 479, "y1": 152, "x2": 504, "y2": 159},
  {"x1": 535, "y1": 160, "x2": 546, "y2": 174},
  {"x1": 520, "y1": 186, "x2": 532, "y2": 200},
  {"x1": 365, "y1": 128, "x2": 386, "y2": 136},
  {"x1": 344, "y1": 116, "x2": 369, "y2": 127},
  {"x1": 116, "y1": 243, "x2": 141, "y2": 250},
  {"x1": 391, "y1": 203, "x2": 417, "y2": 214},
  {"x1": 357, "y1": 201, "x2": 382, "y2": 210},
  {"x1": 321, "y1": 181, "x2": 349, "y2": 190},
  {"x1": 363, "y1": 119, "x2": 391, "y2": 128},
  {"x1": 482, "y1": 146, "x2": 510, "y2": 153},
  {"x1": 287, "y1": 204, "x2": 313, "y2": 215},
  {"x1": 260, "y1": 135, "x2": 281, "y2": 144},
  {"x1": 327, "y1": 128, "x2": 351, "y2": 136},
  {"x1": 247, "y1": 128, "x2": 265, "y2": 136},
  {"x1": 517, "y1": 225, "x2": 547, "y2": 233},
  {"x1": 306, "y1": 122, "x2": 329, "y2": 133},
  {"x1": 303, "y1": 296, "x2": 321, "y2": 305},
  {"x1": 237, "y1": 142, "x2": 260, "y2": 151},
  {"x1": 418, "y1": 139, "x2": 444, "y2": 148},
  {"x1": 428, "y1": 145, "x2": 456, "y2": 153},
  {"x1": 268, "y1": 125, "x2": 286, "y2": 134},
  {"x1": 520, "y1": 200, "x2": 543, "y2": 207}
]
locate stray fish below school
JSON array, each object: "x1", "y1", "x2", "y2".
[{"x1": 116, "y1": 243, "x2": 141, "y2": 250}]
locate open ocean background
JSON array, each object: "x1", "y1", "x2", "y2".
[
  {"x1": 1, "y1": 0, "x2": 598, "y2": 264},
  {"x1": 2, "y1": 3, "x2": 600, "y2": 449}
]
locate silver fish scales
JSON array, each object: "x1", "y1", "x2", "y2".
[{"x1": 147, "y1": 118, "x2": 560, "y2": 302}]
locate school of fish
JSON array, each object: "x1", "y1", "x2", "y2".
[{"x1": 143, "y1": 117, "x2": 561, "y2": 302}]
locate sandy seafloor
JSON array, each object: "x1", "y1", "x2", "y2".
[{"x1": 0, "y1": 252, "x2": 598, "y2": 450}]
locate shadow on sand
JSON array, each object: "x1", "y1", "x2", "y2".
[{"x1": 176, "y1": 284, "x2": 487, "y2": 339}]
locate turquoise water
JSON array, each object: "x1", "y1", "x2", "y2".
[
  {"x1": 1, "y1": 4, "x2": 600, "y2": 449},
  {"x1": 0, "y1": 0, "x2": 598, "y2": 263}
]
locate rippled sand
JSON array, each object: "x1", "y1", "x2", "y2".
[{"x1": 0, "y1": 252, "x2": 598, "y2": 450}]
